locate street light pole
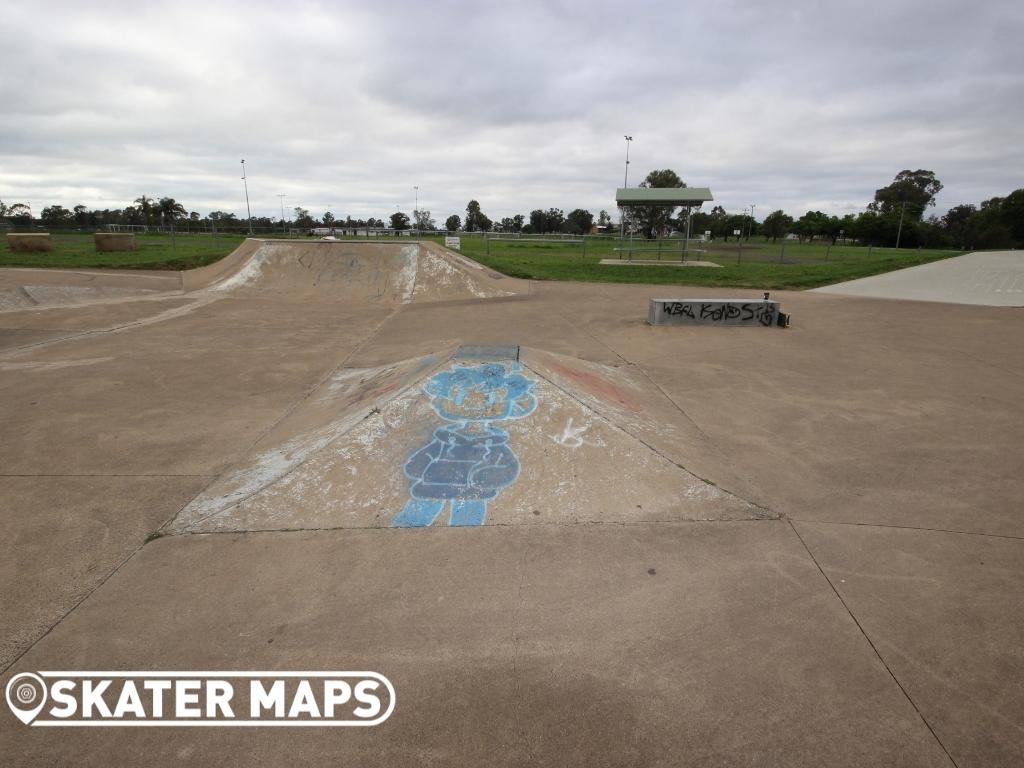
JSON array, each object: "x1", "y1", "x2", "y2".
[
  {"x1": 240, "y1": 159, "x2": 253, "y2": 235},
  {"x1": 277, "y1": 194, "x2": 286, "y2": 236},
  {"x1": 746, "y1": 204, "x2": 756, "y2": 241}
]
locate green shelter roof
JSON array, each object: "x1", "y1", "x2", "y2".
[{"x1": 615, "y1": 187, "x2": 714, "y2": 206}]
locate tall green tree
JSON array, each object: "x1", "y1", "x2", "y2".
[
  {"x1": 464, "y1": 200, "x2": 492, "y2": 232},
  {"x1": 528, "y1": 208, "x2": 565, "y2": 233},
  {"x1": 565, "y1": 208, "x2": 593, "y2": 235},
  {"x1": 40, "y1": 205, "x2": 72, "y2": 225},
  {"x1": 868, "y1": 170, "x2": 943, "y2": 221},
  {"x1": 635, "y1": 169, "x2": 685, "y2": 238},
  {"x1": 941, "y1": 204, "x2": 977, "y2": 248},
  {"x1": 158, "y1": 197, "x2": 187, "y2": 226},
  {"x1": 6, "y1": 203, "x2": 32, "y2": 225},
  {"x1": 390, "y1": 211, "x2": 410, "y2": 230},
  {"x1": 445, "y1": 214, "x2": 461, "y2": 231},
  {"x1": 761, "y1": 210, "x2": 793, "y2": 242},
  {"x1": 134, "y1": 195, "x2": 156, "y2": 225}
]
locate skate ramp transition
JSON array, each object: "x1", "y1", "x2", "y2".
[
  {"x1": 0, "y1": 238, "x2": 520, "y2": 313},
  {"x1": 168, "y1": 345, "x2": 771, "y2": 534},
  {"x1": 0, "y1": 267, "x2": 181, "y2": 312}
]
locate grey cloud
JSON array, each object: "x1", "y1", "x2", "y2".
[{"x1": 1, "y1": 0, "x2": 1021, "y2": 223}]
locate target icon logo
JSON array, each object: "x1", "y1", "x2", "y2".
[{"x1": 6, "y1": 672, "x2": 48, "y2": 725}]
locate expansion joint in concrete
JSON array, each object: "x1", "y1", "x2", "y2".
[
  {"x1": 790, "y1": 518, "x2": 1024, "y2": 541},
  {"x1": 787, "y1": 520, "x2": 962, "y2": 768}
]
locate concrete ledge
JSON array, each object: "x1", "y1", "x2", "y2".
[
  {"x1": 94, "y1": 232, "x2": 137, "y2": 252},
  {"x1": 649, "y1": 298, "x2": 784, "y2": 327},
  {"x1": 6, "y1": 233, "x2": 53, "y2": 252}
]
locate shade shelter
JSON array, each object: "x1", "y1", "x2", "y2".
[{"x1": 616, "y1": 186, "x2": 714, "y2": 252}]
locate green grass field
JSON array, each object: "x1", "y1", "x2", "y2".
[
  {"x1": 1, "y1": 231, "x2": 964, "y2": 290},
  {"x1": 0, "y1": 232, "x2": 246, "y2": 270},
  {"x1": 443, "y1": 236, "x2": 965, "y2": 290}
]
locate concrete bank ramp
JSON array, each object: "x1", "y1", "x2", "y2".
[
  {"x1": 191, "y1": 239, "x2": 519, "y2": 303},
  {"x1": 169, "y1": 346, "x2": 768, "y2": 534},
  {"x1": 0, "y1": 238, "x2": 519, "y2": 313},
  {"x1": 812, "y1": 250, "x2": 1024, "y2": 306}
]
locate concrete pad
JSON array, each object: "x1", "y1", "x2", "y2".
[
  {"x1": 1, "y1": 524, "x2": 953, "y2": 766},
  {"x1": 794, "y1": 522, "x2": 1024, "y2": 767},
  {"x1": 0, "y1": 297, "x2": 196, "y2": 334},
  {"x1": 528, "y1": 281, "x2": 1024, "y2": 537},
  {"x1": 0, "y1": 306, "x2": 386, "y2": 476},
  {"x1": 0, "y1": 267, "x2": 181, "y2": 312},
  {"x1": 813, "y1": 250, "x2": 1024, "y2": 306},
  {"x1": 0, "y1": 328, "x2": 69, "y2": 351},
  {"x1": 0, "y1": 475, "x2": 209, "y2": 669},
  {"x1": 1, "y1": 239, "x2": 1021, "y2": 764}
]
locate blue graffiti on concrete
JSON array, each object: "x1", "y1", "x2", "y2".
[{"x1": 392, "y1": 362, "x2": 537, "y2": 527}]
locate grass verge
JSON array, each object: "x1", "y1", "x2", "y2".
[{"x1": 0, "y1": 232, "x2": 247, "y2": 270}]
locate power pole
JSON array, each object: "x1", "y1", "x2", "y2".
[
  {"x1": 277, "y1": 194, "x2": 286, "y2": 235},
  {"x1": 240, "y1": 159, "x2": 253, "y2": 235},
  {"x1": 895, "y1": 200, "x2": 907, "y2": 249}
]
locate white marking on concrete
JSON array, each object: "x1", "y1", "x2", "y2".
[
  {"x1": 551, "y1": 417, "x2": 591, "y2": 448},
  {"x1": 0, "y1": 357, "x2": 113, "y2": 372},
  {"x1": 209, "y1": 248, "x2": 269, "y2": 291},
  {"x1": 397, "y1": 245, "x2": 419, "y2": 303}
]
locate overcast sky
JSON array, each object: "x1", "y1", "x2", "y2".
[{"x1": 2, "y1": 0, "x2": 1022, "y2": 223}]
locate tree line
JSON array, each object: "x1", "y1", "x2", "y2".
[
  {"x1": 752, "y1": 171, "x2": 1024, "y2": 249},
  {"x1": 4, "y1": 170, "x2": 1022, "y2": 249}
]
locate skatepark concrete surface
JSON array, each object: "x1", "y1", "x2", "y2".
[
  {"x1": 1, "y1": 240, "x2": 1021, "y2": 766},
  {"x1": 813, "y1": 249, "x2": 1024, "y2": 305}
]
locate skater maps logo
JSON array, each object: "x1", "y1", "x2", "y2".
[{"x1": 5, "y1": 671, "x2": 394, "y2": 727}]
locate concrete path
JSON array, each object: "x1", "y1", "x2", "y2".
[
  {"x1": 1, "y1": 241, "x2": 1021, "y2": 766},
  {"x1": 813, "y1": 249, "x2": 1024, "y2": 305}
]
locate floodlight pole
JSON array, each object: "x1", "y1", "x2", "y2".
[
  {"x1": 895, "y1": 200, "x2": 907, "y2": 248},
  {"x1": 240, "y1": 159, "x2": 253, "y2": 235},
  {"x1": 623, "y1": 136, "x2": 633, "y2": 188},
  {"x1": 413, "y1": 186, "x2": 419, "y2": 232},
  {"x1": 277, "y1": 194, "x2": 286, "y2": 235},
  {"x1": 619, "y1": 135, "x2": 633, "y2": 242},
  {"x1": 746, "y1": 204, "x2": 756, "y2": 240}
]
